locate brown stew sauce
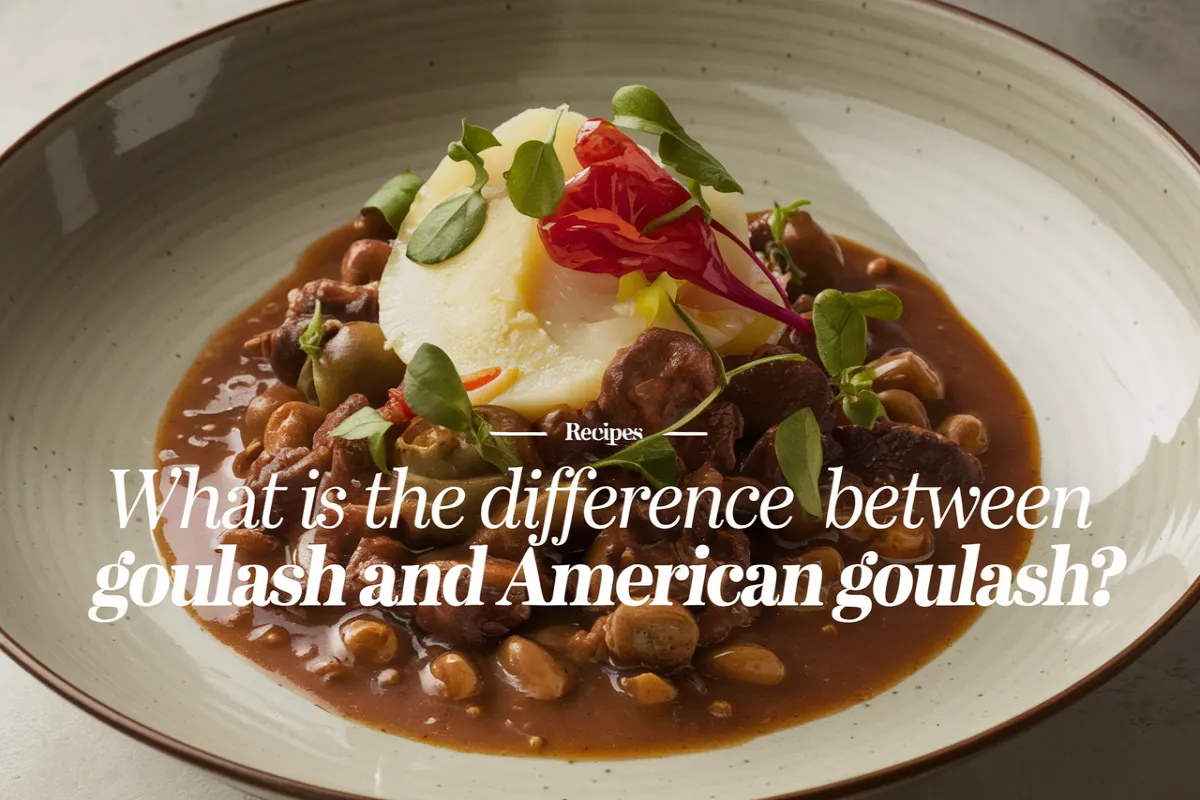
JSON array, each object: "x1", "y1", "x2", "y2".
[{"x1": 155, "y1": 221, "x2": 1038, "y2": 758}]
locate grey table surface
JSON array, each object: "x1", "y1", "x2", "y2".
[{"x1": 0, "y1": 0, "x2": 1196, "y2": 798}]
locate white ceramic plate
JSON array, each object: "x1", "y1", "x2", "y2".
[{"x1": 1, "y1": 0, "x2": 1198, "y2": 798}]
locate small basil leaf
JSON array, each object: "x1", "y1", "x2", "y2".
[
  {"x1": 612, "y1": 84, "x2": 744, "y2": 194},
  {"x1": 611, "y1": 84, "x2": 682, "y2": 135},
  {"x1": 505, "y1": 108, "x2": 566, "y2": 218},
  {"x1": 812, "y1": 289, "x2": 868, "y2": 376},
  {"x1": 298, "y1": 300, "x2": 326, "y2": 359},
  {"x1": 406, "y1": 188, "x2": 488, "y2": 265},
  {"x1": 769, "y1": 198, "x2": 812, "y2": 242},
  {"x1": 591, "y1": 435, "x2": 680, "y2": 489},
  {"x1": 472, "y1": 414, "x2": 522, "y2": 473},
  {"x1": 658, "y1": 131, "x2": 744, "y2": 194},
  {"x1": 363, "y1": 172, "x2": 424, "y2": 231},
  {"x1": 843, "y1": 389, "x2": 883, "y2": 429},
  {"x1": 330, "y1": 406, "x2": 393, "y2": 473},
  {"x1": 775, "y1": 407, "x2": 823, "y2": 518},
  {"x1": 848, "y1": 367, "x2": 875, "y2": 392},
  {"x1": 400, "y1": 343, "x2": 474, "y2": 433},
  {"x1": 843, "y1": 288, "x2": 903, "y2": 322},
  {"x1": 460, "y1": 120, "x2": 501, "y2": 156}
]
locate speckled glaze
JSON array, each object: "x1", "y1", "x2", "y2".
[{"x1": 1, "y1": 0, "x2": 1198, "y2": 798}]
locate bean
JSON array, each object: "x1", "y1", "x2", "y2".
[
  {"x1": 307, "y1": 656, "x2": 350, "y2": 680},
  {"x1": 248, "y1": 624, "x2": 290, "y2": 647},
  {"x1": 340, "y1": 617, "x2": 399, "y2": 666},
  {"x1": 497, "y1": 636, "x2": 569, "y2": 701},
  {"x1": 703, "y1": 643, "x2": 787, "y2": 685},
  {"x1": 877, "y1": 388, "x2": 930, "y2": 428},
  {"x1": 605, "y1": 601, "x2": 699, "y2": 670},
  {"x1": 708, "y1": 700, "x2": 733, "y2": 719},
  {"x1": 620, "y1": 672, "x2": 678, "y2": 705},
  {"x1": 243, "y1": 383, "x2": 305, "y2": 443},
  {"x1": 526, "y1": 625, "x2": 581, "y2": 653},
  {"x1": 263, "y1": 401, "x2": 327, "y2": 455},
  {"x1": 340, "y1": 239, "x2": 392, "y2": 285},
  {"x1": 871, "y1": 350, "x2": 944, "y2": 399},
  {"x1": 873, "y1": 521, "x2": 934, "y2": 562},
  {"x1": 866, "y1": 256, "x2": 891, "y2": 277},
  {"x1": 425, "y1": 652, "x2": 481, "y2": 701},
  {"x1": 938, "y1": 413, "x2": 989, "y2": 455}
]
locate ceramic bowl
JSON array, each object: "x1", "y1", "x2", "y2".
[{"x1": 1, "y1": 0, "x2": 1198, "y2": 798}]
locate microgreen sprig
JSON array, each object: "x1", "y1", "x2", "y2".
[
  {"x1": 812, "y1": 288, "x2": 904, "y2": 429},
  {"x1": 611, "y1": 85, "x2": 743, "y2": 194},
  {"x1": 363, "y1": 171, "x2": 424, "y2": 231},
  {"x1": 765, "y1": 199, "x2": 812, "y2": 282},
  {"x1": 588, "y1": 302, "x2": 806, "y2": 487},
  {"x1": 401, "y1": 342, "x2": 521, "y2": 472},
  {"x1": 298, "y1": 300, "x2": 326, "y2": 360},
  {"x1": 506, "y1": 106, "x2": 567, "y2": 218},
  {"x1": 406, "y1": 120, "x2": 501, "y2": 264}
]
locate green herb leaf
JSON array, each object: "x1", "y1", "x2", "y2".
[
  {"x1": 590, "y1": 435, "x2": 680, "y2": 489},
  {"x1": 400, "y1": 343, "x2": 475, "y2": 433},
  {"x1": 405, "y1": 188, "x2": 488, "y2": 264},
  {"x1": 298, "y1": 300, "x2": 326, "y2": 359},
  {"x1": 658, "y1": 131, "x2": 743, "y2": 194},
  {"x1": 460, "y1": 120, "x2": 501, "y2": 157},
  {"x1": 668, "y1": 296, "x2": 727, "y2": 387},
  {"x1": 765, "y1": 199, "x2": 811, "y2": 281},
  {"x1": 584, "y1": 350, "x2": 807, "y2": 485},
  {"x1": 611, "y1": 84, "x2": 743, "y2": 194},
  {"x1": 769, "y1": 199, "x2": 811, "y2": 244},
  {"x1": 611, "y1": 85, "x2": 683, "y2": 134},
  {"x1": 848, "y1": 366, "x2": 875, "y2": 392},
  {"x1": 775, "y1": 407, "x2": 824, "y2": 518},
  {"x1": 843, "y1": 288, "x2": 903, "y2": 321},
  {"x1": 330, "y1": 405, "x2": 393, "y2": 473},
  {"x1": 812, "y1": 289, "x2": 868, "y2": 376},
  {"x1": 401, "y1": 343, "x2": 522, "y2": 473},
  {"x1": 471, "y1": 414, "x2": 523, "y2": 473},
  {"x1": 363, "y1": 171, "x2": 424, "y2": 231},
  {"x1": 843, "y1": 389, "x2": 883, "y2": 429},
  {"x1": 506, "y1": 107, "x2": 566, "y2": 218}
]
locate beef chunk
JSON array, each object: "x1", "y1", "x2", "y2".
[
  {"x1": 535, "y1": 403, "x2": 611, "y2": 467},
  {"x1": 597, "y1": 328, "x2": 717, "y2": 432},
  {"x1": 724, "y1": 344, "x2": 832, "y2": 438},
  {"x1": 778, "y1": 312, "x2": 821, "y2": 368},
  {"x1": 345, "y1": 535, "x2": 407, "y2": 596},
  {"x1": 832, "y1": 420, "x2": 983, "y2": 488},
  {"x1": 265, "y1": 280, "x2": 380, "y2": 386},
  {"x1": 411, "y1": 557, "x2": 531, "y2": 645},
  {"x1": 673, "y1": 400, "x2": 743, "y2": 472}
]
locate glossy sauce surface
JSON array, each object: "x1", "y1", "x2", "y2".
[{"x1": 155, "y1": 222, "x2": 1039, "y2": 758}]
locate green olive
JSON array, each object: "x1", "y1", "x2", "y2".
[
  {"x1": 394, "y1": 406, "x2": 541, "y2": 479},
  {"x1": 312, "y1": 322, "x2": 405, "y2": 411},
  {"x1": 396, "y1": 418, "x2": 493, "y2": 479},
  {"x1": 392, "y1": 406, "x2": 541, "y2": 547}
]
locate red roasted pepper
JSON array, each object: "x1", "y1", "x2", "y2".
[
  {"x1": 379, "y1": 367, "x2": 501, "y2": 426},
  {"x1": 537, "y1": 119, "x2": 810, "y2": 331}
]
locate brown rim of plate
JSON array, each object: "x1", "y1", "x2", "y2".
[{"x1": 1, "y1": 0, "x2": 1197, "y2": 798}]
